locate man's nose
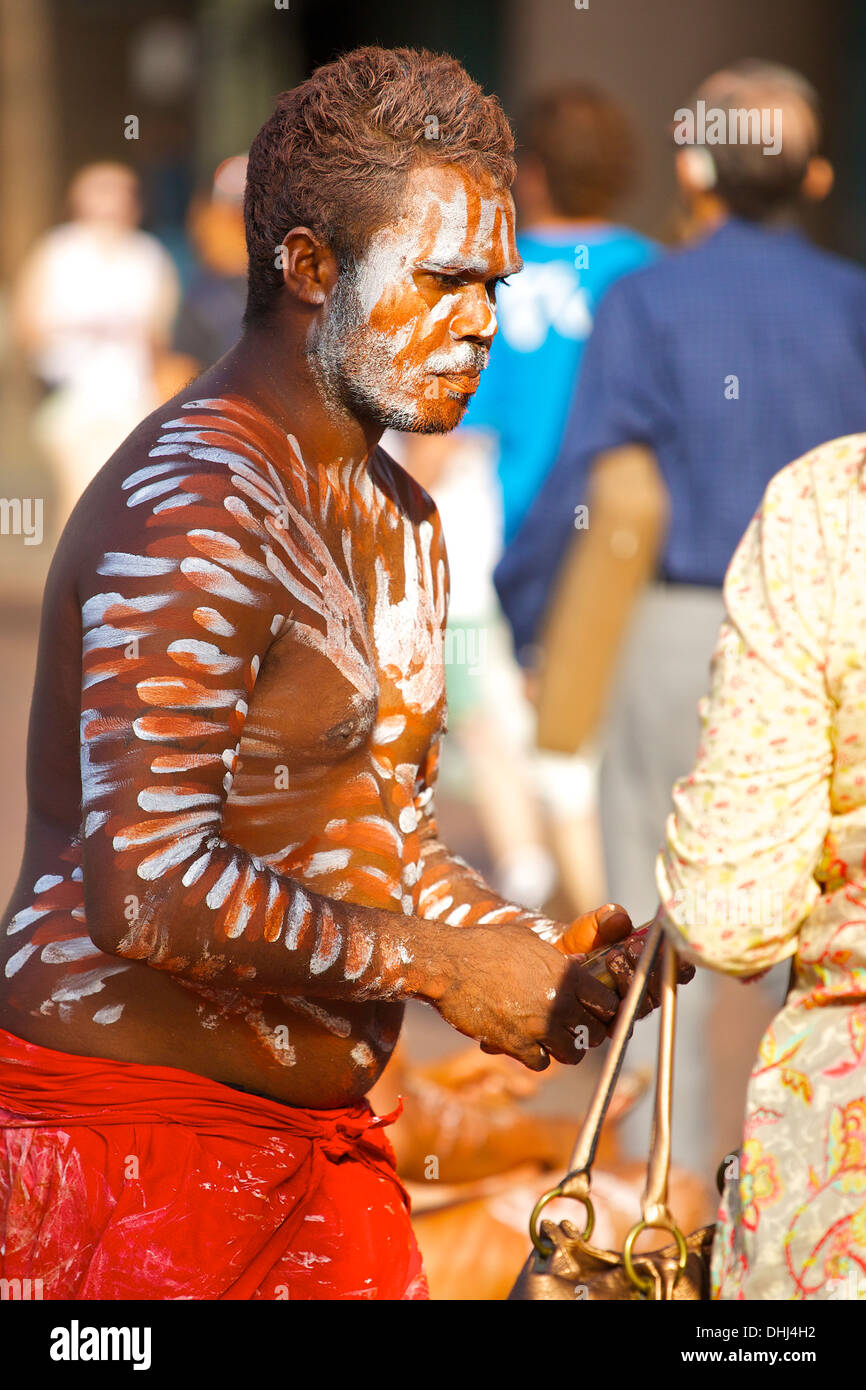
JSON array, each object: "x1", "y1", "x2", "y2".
[{"x1": 449, "y1": 284, "x2": 497, "y2": 343}]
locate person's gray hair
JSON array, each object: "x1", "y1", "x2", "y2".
[{"x1": 681, "y1": 59, "x2": 821, "y2": 221}]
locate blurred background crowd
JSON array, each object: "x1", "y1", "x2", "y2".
[{"x1": 2, "y1": 0, "x2": 866, "y2": 1296}]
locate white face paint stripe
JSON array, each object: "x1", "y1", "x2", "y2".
[
  {"x1": 206, "y1": 859, "x2": 241, "y2": 910},
  {"x1": 153, "y1": 492, "x2": 206, "y2": 513},
  {"x1": 40, "y1": 936, "x2": 99, "y2": 965},
  {"x1": 6, "y1": 905, "x2": 51, "y2": 936},
  {"x1": 166, "y1": 640, "x2": 239, "y2": 675},
  {"x1": 137, "y1": 789, "x2": 221, "y2": 812},
  {"x1": 310, "y1": 906, "x2": 343, "y2": 974},
  {"x1": 285, "y1": 890, "x2": 312, "y2": 950},
  {"x1": 373, "y1": 716, "x2": 406, "y2": 745},
  {"x1": 93, "y1": 1003, "x2": 125, "y2": 1025},
  {"x1": 82, "y1": 592, "x2": 175, "y2": 625},
  {"x1": 122, "y1": 461, "x2": 182, "y2": 488},
  {"x1": 51, "y1": 962, "x2": 129, "y2": 1002},
  {"x1": 288, "y1": 998, "x2": 352, "y2": 1036},
  {"x1": 113, "y1": 810, "x2": 219, "y2": 849},
  {"x1": 84, "y1": 811, "x2": 110, "y2": 839},
  {"x1": 194, "y1": 607, "x2": 236, "y2": 637},
  {"x1": 137, "y1": 832, "x2": 211, "y2": 881},
  {"x1": 304, "y1": 850, "x2": 352, "y2": 877},
  {"x1": 425, "y1": 183, "x2": 470, "y2": 265},
  {"x1": 5, "y1": 942, "x2": 40, "y2": 977},
  {"x1": 97, "y1": 554, "x2": 179, "y2": 576},
  {"x1": 182, "y1": 847, "x2": 215, "y2": 887},
  {"x1": 179, "y1": 557, "x2": 264, "y2": 607},
  {"x1": 33, "y1": 874, "x2": 63, "y2": 893},
  {"x1": 126, "y1": 477, "x2": 190, "y2": 507}
]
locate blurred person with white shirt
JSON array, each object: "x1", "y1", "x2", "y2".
[{"x1": 14, "y1": 161, "x2": 179, "y2": 535}]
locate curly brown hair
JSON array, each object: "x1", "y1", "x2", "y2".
[
  {"x1": 243, "y1": 46, "x2": 516, "y2": 324},
  {"x1": 520, "y1": 85, "x2": 637, "y2": 219}
]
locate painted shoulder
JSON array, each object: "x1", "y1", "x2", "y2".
[
  {"x1": 105, "y1": 394, "x2": 317, "y2": 529},
  {"x1": 76, "y1": 394, "x2": 320, "y2": 643}
]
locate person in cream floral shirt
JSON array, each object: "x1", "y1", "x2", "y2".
[{"x1": 657, "y1": 431, "x2": 866, "y2": 1299}]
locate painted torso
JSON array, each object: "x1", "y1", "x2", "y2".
[{"x1": 0, "y1": 392, "x2": 448, "y2": 1106}]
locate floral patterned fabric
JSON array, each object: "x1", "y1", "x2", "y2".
[{"x1": 656, "y1": 433, "x2": 866, "y2": 1299}]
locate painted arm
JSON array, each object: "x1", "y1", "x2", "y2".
[
  {"x1": 412, "y1": 736, "x2": 558, "y2": 938},
  {"x1": 412, "y1": 736, "x2": 633, "y2": 957},
  {"x1": 79, "y1": 441, "x2": 449, "y2": 1007}
]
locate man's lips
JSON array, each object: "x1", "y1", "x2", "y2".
[{"x1": 436, "y1": 370, "x2": 481, "y2": 394}]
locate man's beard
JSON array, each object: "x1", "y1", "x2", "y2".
[{"x1": 306, "y1": 261, "x2": 483, "y2": 434}]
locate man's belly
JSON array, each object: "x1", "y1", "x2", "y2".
[{"x1": 0, "y1": 949, "x2": 405, "y2": 1109}]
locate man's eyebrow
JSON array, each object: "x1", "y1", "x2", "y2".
[
  {"x1": 416, "y1": 257, "x2": 490, "y2": 275},
  {"x1": 416, "y1": 255, "x2": 524, "y2": 278}
]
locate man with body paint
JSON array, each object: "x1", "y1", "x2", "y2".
[{"x1": 0, "y1": 47, "x2": 675, "y2": 1301}]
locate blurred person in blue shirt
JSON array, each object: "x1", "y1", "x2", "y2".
[
  {"x1": 495, "y1": 60, "x2": 866, "y2": 1177},
  {"x1": 496, "y1": 61, "x2": 862, "y2": 659},
  {"x1": 462, "y1": 86, "x2": 658, "y2": 545}
]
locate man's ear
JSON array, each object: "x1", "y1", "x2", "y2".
[
  {"x1": 801, "y1": 156, "x2": 834, "y2": 204},
  {"x1": 277, "y1": 227, "x2": 338, "y2": 306},
  {"x1": 675, "y1": 146, "x2": 717, "y2": 193}
]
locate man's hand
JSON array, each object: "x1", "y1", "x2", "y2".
[
  {"x1": 604, "y1": 929, "x2": 695, "y2": 1019},
  {"x1": 430, "y1": 923, "x2": 621, "y2": 1072},
  {"x1": 554, "y1": 902, "x2": 695, "y2": 1022}
]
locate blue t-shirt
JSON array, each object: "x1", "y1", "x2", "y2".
[
  {"x1": 462, "y1": 224, "x2": 658, "y2": 543},
  {"x1": 495, "y1": 218, "x2": 866, "y2": 657}
]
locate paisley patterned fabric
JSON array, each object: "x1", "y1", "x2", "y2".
[{"x1": 656, "y1": 433, "x2": 866, "y2": 1299}]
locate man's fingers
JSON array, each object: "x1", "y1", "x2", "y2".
[
  {"x1": 559, "y1": 902, "x2": 633, "y2": 956},
  {"x1": 606, "y1": 935, "x2": 696, "y2": 1012},
  {"x1": 595, "y1": 903, "x2": 633, "y2": 945},
  {"x1": 558, "y1": 913, "x2": 599, "y2": 956},
  {"x1": 484, "y1": 1038, "x2": 550, "y2": 1072},
  {"x1": 549, "y1": 996, "x2": 607, "y2": 1050},
  {"x1": 517, "y1": 1044, "x2": 551, "y2": 1072},
  {"x1": 569, "y1": 1001, "x2": 608, "y2": 1049},
  {"x1": 568, "y1": 963, "x2": 619, "y2": 1021},
  {"x1": 599, "y1": 946, "x2": 634, "y2": 999},
  {"x1": 546, "y1": 1028, "x2": 590, "y2": 1066},
  {"x1": 544, "y1": 1023, "x2": 584, "y2": 1065}
]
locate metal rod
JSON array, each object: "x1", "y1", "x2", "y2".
[{"x1": 567, "y1": 916, "x2": 663, "y2": 1176}]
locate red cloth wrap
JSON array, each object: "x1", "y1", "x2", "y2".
[{"x1": 0, "y1": 1026, "x2": 427, "y2": 1300}]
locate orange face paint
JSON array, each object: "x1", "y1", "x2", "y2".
[{"x1": 310, "y1": 164, "x2": 521, "y2": 434}]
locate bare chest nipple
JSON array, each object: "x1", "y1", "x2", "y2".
[
  {"x1": 233, "y1": 634, "x2": 373, "y2": 760},
  {"x1": 234, "y1": 648, "x2": 445, "y2": 784}
]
